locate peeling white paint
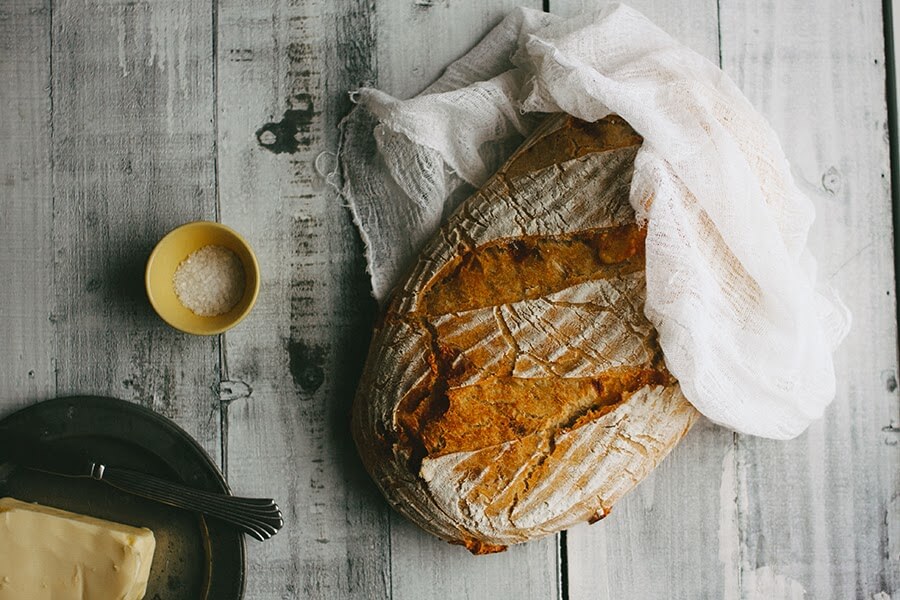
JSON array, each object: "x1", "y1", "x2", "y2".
[
  {"x1": 117, "y1": 15, "x2": 128, "y2": 77},
  {"x1": 743, "y1": 566, "x2": 806, "y2": 600},
  {"x1": 148, "y1": 4, "x2": 191, "y2": 134}
]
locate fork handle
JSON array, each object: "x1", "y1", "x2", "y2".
[{"x1": 98, "y1": 465, "x2": 284, "y2": 541}]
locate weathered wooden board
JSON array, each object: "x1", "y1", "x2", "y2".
[
  {"x1": 217, "y1": 0, "x2": 561, "y2": 597},
  {"x1": 375, "y1": 1, "x2": 540, "y2": 100},
  {"x1": 215, "y1": 1, "x2": 390, "y2": 598},
  {"x1": 0, "y1": 0, "x2": 55, "y2": 415},
  {"x1": 1, "y1": 1, "x2": 897, "y2": 599},
  {"x1": 719, "y1": 1, "x2": 900, "y2": 598},
  {"x1": 545, "y1": 2, "x2": 735, "y2": 599},
  {"x1": 47, "y1": 0, "x2": 221, "y2": 452},
  {"x1": 371, "y1": 3, "x2": 560, "y2": 600}
]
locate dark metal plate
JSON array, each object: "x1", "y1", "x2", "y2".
[{"x1": 0, "y1": 396, "x2": 245, "y2": 600}]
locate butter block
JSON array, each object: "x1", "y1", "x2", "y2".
[{"x1": 0, "y1": 497, "x2": 156, "y2": 600}]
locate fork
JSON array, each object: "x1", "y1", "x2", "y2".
[{"x1": 98, "y1": 465, "x2": 284, "y2": 540}]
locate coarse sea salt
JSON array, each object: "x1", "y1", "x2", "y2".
[{"x1": 173, "y1": 245, "x2": 245, "y2": 317}]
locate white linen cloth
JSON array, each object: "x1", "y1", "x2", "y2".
[{"x1": 338, "y1": 4, "x2": 851, "y2": 439}]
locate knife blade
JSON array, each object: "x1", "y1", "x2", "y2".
[
  {"x1": 0, "y1": 430, "x2": 97, "y2": 479},
  {"x1": 0, "y1": 428, "x2": 283, "y2": 540}
]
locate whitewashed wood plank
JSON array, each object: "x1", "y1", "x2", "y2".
[
  {"x1": 548, "y1": 2, "x2": 735, "y2": 599},
  {"x1": 216, "y1": 1, "x2": 391, "y2": 598},
  {"x1": 376, "y1": 1, "x2": 540, "y2": 100},
  {"x1": 389, "y1": 517, "x2": 559, "y2": 600},
  {"x1": 719, "y1": 2, "x2": 900, "y2": 598},
  {"x1": 49, "y1": 0, "x2": 220, "y2": 456},
  {"x1": 371, "y1": 3, "x2": 560, "y2": 600},
  {"x1": 218, "y1": 1, "x2": 560, "y2": 598},
  {"x1": 0, "y1": 0, "x2": 55, "y2": 415}
]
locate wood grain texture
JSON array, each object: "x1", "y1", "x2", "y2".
[
  {"x1": 0, "y1": 0, "x2": 55, "y2": 415},
  {"x1": 375, "y1": 1, "x2": 538, "y2": 100},
  {"x1": 549, "y1": 2, "x2": 735, "y2": 599},
  {"x1": 720, "y1": 1, "x2": 900, "y2": 598},
  {"x1": 216, "y1": 0, "x2": 564, "y2": 597},
  {"x1": 352, "y1": 115, "x2": 699, "y2": 554},
  {"x1": 366, "y1": 2, "x2": 563, "y2": 599},
  {"x1": 216, "y1": 0, "x2": 390, "y2": 598},
  {"x1": 1, "y1": 1, "x2": 896, "y2": 599},
  {"x1": 49, "y1": 0, "x2": 220, "y2": 454}
]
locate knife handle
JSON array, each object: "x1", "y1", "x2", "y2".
[{"x1": 98, "y1": 465, "x2": 283, "y2": 541}]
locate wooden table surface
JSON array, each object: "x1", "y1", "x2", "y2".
[{"x1": 2, "y1": 0, "x2": 898, "y2": 598}]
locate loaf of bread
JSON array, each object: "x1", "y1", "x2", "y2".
[{"x1": 351, "y1": 114, "x2": 699, "y2": 554}]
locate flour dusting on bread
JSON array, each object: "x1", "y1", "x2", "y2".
[{"x1": 352, "y1": 114, "x2": 699, "y2": 554}]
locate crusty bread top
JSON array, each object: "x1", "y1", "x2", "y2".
[
  {"x1": 352, "y1": 114, "x2": 698, "y2": 554},
  {"x1": 389, "y1": 116, "x2": 671, "y2": 468}
]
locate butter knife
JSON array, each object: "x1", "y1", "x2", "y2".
[{"x1": 0, "y1": 432, "x2": 283, "y2": 541}]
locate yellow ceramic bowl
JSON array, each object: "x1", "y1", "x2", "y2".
[{"x1": 145, "y1": 222, "x2": 260, "y2": 335}]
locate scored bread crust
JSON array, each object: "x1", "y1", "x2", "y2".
[{"x1": 352, "y1": 114, "x2": 700, "y2": 554}]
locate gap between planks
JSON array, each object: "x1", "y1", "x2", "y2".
[{"x1": 885, "y1": 0, "x2": 900, "y2": 350}]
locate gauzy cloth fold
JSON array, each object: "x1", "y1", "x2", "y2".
[{"x1": 338, "y1": 3, "x2": 851, "y2": 440}]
